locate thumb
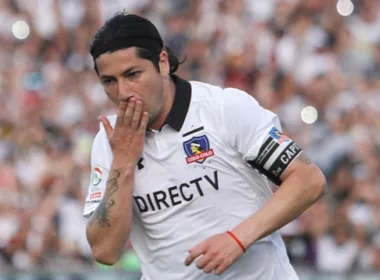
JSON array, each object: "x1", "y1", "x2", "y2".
[{"x1": 98, "y1": 116, "x2": 113, "y2": 138}]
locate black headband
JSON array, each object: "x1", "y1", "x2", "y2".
[{"x1": 90, "y1": 14, "x2": 164, "y2": 60}]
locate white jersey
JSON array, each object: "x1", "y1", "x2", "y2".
[{"x1": 83, "y1": 76, "x2": 301, "y2": 280}]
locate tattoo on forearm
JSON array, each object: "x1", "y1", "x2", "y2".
[
  {"x1": 89, "y1": 170, "x2": 120, "y2": 228},
  {"x1": 298, "y1": 153, "x2": 312, "y2": 165}
]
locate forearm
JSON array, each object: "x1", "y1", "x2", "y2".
[
  {"x1": 233, "y1": 166, "x2": 326, "y2": 248},
  {"x1": 86, "y1": 161, "x2": 135, "y2": 264}
]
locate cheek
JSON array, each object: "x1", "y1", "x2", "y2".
[
  {"x1": 104, "y1": 89, "x2": 119, "y2": 104},
  {"x1": 151, "y1": 76, "x2": 164, "y2": 97},
  {"x1": 138, "y1": 73, "x2": 163, "y2": 110},
  {"x1": 142, "y1": 78, "x2": 160, "y2": 98},
  {"x1": 107, "y1": 93, "x2": 120, "y2": 106},
  {"x1": 141, "y1": 103, "x2": 149, "y2": 113}
]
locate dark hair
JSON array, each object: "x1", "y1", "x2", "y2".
[
  {"x1": 136, "y1": 46, "x2": 182, "y2": 74},
  {"x1": 93, "y1": 45, "x2": 182, "y2": 75},
  {"x1": 90, "y1": 12, "x2": 183, "y2": 75}
]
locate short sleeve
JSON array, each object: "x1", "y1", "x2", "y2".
[
  {"x1": 83, "y1": 121, "x2": 113, "y2": 218},
  {"x1": 220, "y1": 88, "x2": 302, "y2": 185}
]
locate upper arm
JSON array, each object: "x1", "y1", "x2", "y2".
[
  {"x1": 280, "y1": 152, "x2": 326, "y2": 188},
  {"x1": 220, "y1": 88, "x2": 304, "y2": 185}
]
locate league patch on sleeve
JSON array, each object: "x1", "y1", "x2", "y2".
[
  {"x1": 247, "y1": 127, "x2": 302, "y2": 184},
  {"x1": 92, "y1": 167, "x2": 103, "y2": 186},
  {"x1": 88, "y1": 166, "x2": 104, "y2": 202},
  {"x1": 268, "y1": 127, "x2": 290, "y2": 144}
]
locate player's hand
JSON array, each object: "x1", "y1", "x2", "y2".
[
  {"x1": 98, "y1": 98, "x2": 148, "y2": 165},
  {"x1": 184, "y1": 232, "x2": 245, "y2": 275}
]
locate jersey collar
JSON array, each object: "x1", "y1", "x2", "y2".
[{"x1": 162, "y1": 75, "x2": 192, "y2": 132}]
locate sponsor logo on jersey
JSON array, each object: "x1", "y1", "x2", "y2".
[
  {"x1": 183, "y1": 135, "x2": 214, "y2": 164},
  {"x1": 133, "y1": 171, "x2": 219, "y2": 213}
]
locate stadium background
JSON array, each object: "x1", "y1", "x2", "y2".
[{"x1": 0, "y1": 0, "x2": 379, "y2": 279}]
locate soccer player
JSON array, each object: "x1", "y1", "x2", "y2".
[{"x1": 83, "y1": 13, "x2": 326, "y2": 280}]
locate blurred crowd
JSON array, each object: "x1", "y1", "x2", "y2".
[{"x1": 0, "y1": 0, "x2": 380, "y2": 275}]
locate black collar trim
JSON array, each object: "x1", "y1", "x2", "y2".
[{"x1": 162, "y1": 75, "x2": 191, "y2": 132}]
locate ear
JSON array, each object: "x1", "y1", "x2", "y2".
[{"x1": 159, "y1": 50, "x2": 170, "y2": 76}]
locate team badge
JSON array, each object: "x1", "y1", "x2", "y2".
[
  {"x1": 183, "y1": 135, "x2": 214, "y2": 164},
  {"x1": 269, "y1": 127, "x2": 289, "y2": 144}
]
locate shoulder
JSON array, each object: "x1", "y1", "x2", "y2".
[
  {"x1": 189, "y1": 81, "x2": 224, "y2": 101},
  {"x1": 189, "y1": 81, "x2": 259, "y2": 108},
  {"x1": 189, "y1": 81, "x2": 261, "y2": 118}
]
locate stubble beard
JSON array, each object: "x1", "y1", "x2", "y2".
[
  {"x1": 146, "y1": 99, "x2": 165, "y2": 129},
  {"x1": 147, "y1": 107, "x2": 161, "y2": 127}
]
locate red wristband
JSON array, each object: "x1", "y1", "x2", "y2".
[{"x1": 226, "y1": 231, "x2": 246, "y2": 253}]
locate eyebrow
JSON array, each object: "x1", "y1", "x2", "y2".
[{"x1": 99, "y1": 66, "x2": 137, "y2": 80}]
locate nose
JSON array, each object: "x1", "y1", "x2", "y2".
[{"x1": 117, "y1": 79, "x2": 134, "y2": 101}]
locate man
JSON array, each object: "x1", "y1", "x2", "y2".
[{"x1": 83, "y1": 12, "x2": 326, "y2": 280}]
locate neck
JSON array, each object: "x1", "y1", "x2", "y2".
[{"x1": 148, "y1": 76, "x2": 175, "y2": 131}]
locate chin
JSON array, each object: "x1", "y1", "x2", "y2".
[
  {"x1": 147, "y1": 114, "x2": 156, "y2": 126},
  {"x1": 147, "y1": 111, "x2": 161, "y2": 128}
]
